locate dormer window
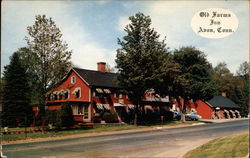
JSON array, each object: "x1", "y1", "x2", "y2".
[
  {"x1": 119, "y1": 94, "x2": 123, "y2": 99},
  {"x1": 71, "y1": 76, "x2": 76, "y2": 84},
  {"x1": 64, "y1": 89, "x2": 70, "y2": 99},
  {"x1": 72, "y1": 87, "x2": 81, "y2": 98},
  {"x1": 114, "y1": 93, "x2": 119, "y2": 99}
]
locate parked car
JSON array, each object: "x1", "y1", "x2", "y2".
[
  {"x1": 185, "y1": 112, "x2": 202, "y2": 121},
  {"x1": 173, "y1": 111, "x2": 181, "y2": 120}
]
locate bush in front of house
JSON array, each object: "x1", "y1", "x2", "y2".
[
  {"x1": 92, "y1": 116, "x2": 102, "y2": 123},
  {"x1": 45, "y1": 110, "x2": 58, "y2": 126},
  {"x1": 102, "y1": 112, "x2": 119, "y2": 123},
  {"x1": 58, "y1": 102, "x2": 74, "y2": 128},
  {"x1": 45, "y1": 102, "x2": 74, "y2": 129}
]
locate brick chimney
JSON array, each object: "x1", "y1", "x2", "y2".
[{"x1": 97, "y1": 62, "x2": 106, "y2": 73}]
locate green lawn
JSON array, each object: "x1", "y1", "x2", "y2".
[
  {"x1": 184, "y1": 132, "x2": 249, "y2": 158},
  {"x1": 2, "y1": 121, "x2": 198, "y2": 142}
]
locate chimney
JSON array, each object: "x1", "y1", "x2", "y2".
[
  {"x1": 221, "y1": 92, "x2": 227, "y2": 97},
  {"x1": 97, "y1": 62, "x2": 106, "y2": 73}
]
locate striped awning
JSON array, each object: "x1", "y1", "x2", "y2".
[
  {"x1": 96, "y1": 103, "x2": 104, "y2": 110},
  {"x1": 103, "y1": 104, "x2": 111, "y2": 110},
  {"x1": 114, "y1": 103, "x2": 125, "y2": 107},
  {"x1": 128, "y1": 104, "x2": 135, "y2": 109},
  {"x1": 96, "y1": 103, "x2": 110, "y2": 110}
]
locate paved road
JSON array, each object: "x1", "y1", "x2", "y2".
[{"x1": 3, "y1": 119, "x2": 249, "y2": 158}]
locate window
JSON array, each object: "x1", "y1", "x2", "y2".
[
  {"x1": 84, "y1": 105, "x2": 89, "y2": 119},
  {"x1": 71, "y1": 104, "x2": 78, "y2": 115},
  {"x1": 71, "y1": 76, "x2": 76, "y2": 84},
  {"x1": 64, "y1": 90, "x2": 70, "y2": 99},
  {"x1": 71, "y1": 104, "x2": 86, "y2": 116},
  {"x1": 59, "y1": 91, "x2": 64, "y2": 100},
  {"x1": 54, "y1": 93, "x2": 58, "y2": 100},
  {"x1": 126, "y1": 95, "x2": 129, "y2": 100},
  {"x1": 72, "y1": 87, "x2": 81, "y2": 98},
  {"x1": 114, "y1": 93, "x2": 118, "y2": 99},
  {"x1": 119, "y1": 94, "x2": 123, "y2": 99},
  {"x1": 78, "y1": 105, "x2": 83, "y2": 115}
]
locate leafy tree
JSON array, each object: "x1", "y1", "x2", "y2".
[
  {"x1": 115, "y1": 12, "x2": 168, "y2": 125},
  {"x1": 25, "y1": 15, "x2": 72, "y2": 127},
  {"x1": 13, "y1": 47, "x2": 40, "y2": 102},
  {"x1": 213, "y1": 61, "x2": 249, "y2": 117},
  {"x1": 213, "y1": 62, "x2": 235, "y2": 95},
  {"x1": 2, "y1": 53, "x2": 33, "y2": 127},
  {"x1": 236, "y1": 62, "x2": 249, "y2": 117},
  {"x1": 25, "y1": 15, "x2": 72, "y2": 106},
  {"x1": 57, "y1": 102, "x2": 74, "y2": 128},
  {"x1": 237, "y1": 61, "x2": 250, "y2": 79},
  {"x1": 171, "y1": 47, "x2": 216, "y2": 121}
]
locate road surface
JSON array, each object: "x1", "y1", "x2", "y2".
[{"x1": 3, "y1": 119, "x2": 249, "y2": 158}]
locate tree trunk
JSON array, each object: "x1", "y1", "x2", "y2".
[
  {"x1": 176, "y1": 97, "x2": 186, "y2": 122},
  {"x1": 134, "y1": 103, "x2": 139, "y2": 126},
  {"x1": 134, "y1": 112, "x2": 137, "y2": 126}
]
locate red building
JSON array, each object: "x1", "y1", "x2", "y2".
[
  {"x1": 189, "y1": 96, "x2": 241, "y2": 119},
  {"x1": 171, "y1": 96, "x2": 241, "y2": 119},
  {"x1": 33, "y1": 62, "x2": 170, "y2": 123},
  {"x1": 33, "y1": 62, "x2": 241, "y2": 123}
]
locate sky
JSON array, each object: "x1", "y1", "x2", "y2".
[{"x1": 1, "y1": 0, "x2": 249, "y2": 75}]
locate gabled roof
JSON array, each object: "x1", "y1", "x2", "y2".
[
  {"x1": 73, "y1": 67, "x2": 118, "y2": 88},
  {"x1": 206, "y1": 96, "x2": 240, "y2": 109}
]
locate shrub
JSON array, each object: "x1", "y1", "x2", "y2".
[
  {"x1": 45, "y1": 110, "x2": 58, "y2": 125},
  {"x1": 101, "y1": 112, "x2": 119, "y2": 123},
  {"x1": 45, "y1": 102, "x2": 74, "y2": 129},
  {"x1": 92, "y1": 116, "x2": 101, "y2": 123},
  {"x1": 59, "y1": 102, "x2": 74, "y2": 128}
]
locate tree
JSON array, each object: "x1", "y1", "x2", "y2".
[
  {"x1": 213, "y1": 61, "x2": 249, "y2": 117},
  {"x1": 171, "y1": 47, "x2": 216, "y2": 121},
  {"x1": 59, "y1": 102, "x2": 74, "y2": 128},
  {"x1": 236, "y1": 62, "x2": 250, "y2": 117},
  {"x1": 25, "y1": 15, "x2": 72, "y2": 117},
  {"x1": 115, "y1": 12, "x2": 168, "y2": 125},
  {"x1": 213, "y1": 62, "x2": 235, "y2": 95},
  {"x1": 2, "y1": 53, "x2": 33, "y2": 127},
  {"x1": 13, "y1": 47, "x2": 40, "y2": 102}
]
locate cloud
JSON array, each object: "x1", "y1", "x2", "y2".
[{"x1": 117, "y1": 16, "x2": 130, "y2": 32}]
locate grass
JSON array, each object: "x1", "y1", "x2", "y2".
[
  {"x1": 1, "y1": 121, "x2": 198, "y2": 142},
  {"x1": 184, "y1": 132, "x2": 249, "y2": 158}
]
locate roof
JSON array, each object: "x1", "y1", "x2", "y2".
[
  {"x1": 73, "y1": 67, "x2": 118, "y2": 88},
  {"x1": 206, "y1": 96, "x2": 240, "y2": 109}
]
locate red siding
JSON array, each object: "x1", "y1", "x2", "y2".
[
  {"x1": 47, "y1": 71, "x2": 90, "y2": 103},
  {"x1": 47, "y1": 105, "x2": 61, "y2": 110},
  {"x1": 74, "y1": 115, "x2": 84, "y2": 122},
  {"x1": 191, "y1": 100, "x2": 212, "y2": 119}
]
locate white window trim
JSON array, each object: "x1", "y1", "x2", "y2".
[
  {"x1": 71, "y1": 76, "x2": 76, "y2": 84},
  {"x1": 64, "y1": 89, "x2": 70, "y2": 99},
  {"x1": 119, "y1": 94, "x2": 123, "y2": 99},
  {"x1": 114, "y1": 93, "x2": 118, "y2": 99},
  {"x1": 72, "y1": 87, "x2": 81, "y2": 98}
]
